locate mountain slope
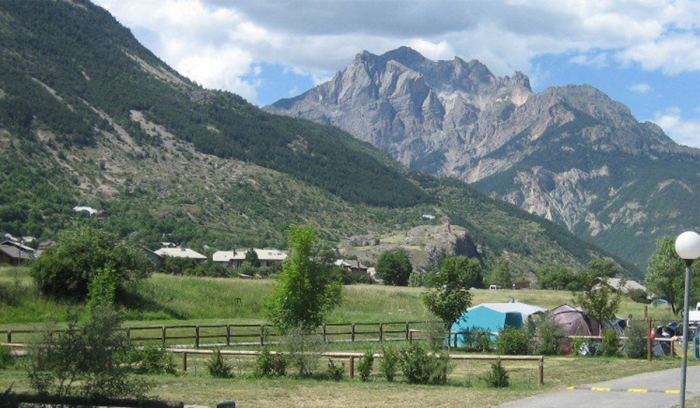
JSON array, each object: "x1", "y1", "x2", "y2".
[
  {"x1": 266, "y1": 47, "x2": 700, "y2": 269},
  {"x1": 0, "y1": 0, "x2": 639, "y2": 278}
]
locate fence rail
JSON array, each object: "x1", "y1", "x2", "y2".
[
  {"x1": 0, "y1": 321, "x2": 438, "y2": 348},
  {"x1": 7, "y1": 393, "x2": 183, "y2": 408}
]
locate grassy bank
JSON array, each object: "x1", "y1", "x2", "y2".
[{"x1": 0, "y1": 266, "x2": 672, "y2": 329}]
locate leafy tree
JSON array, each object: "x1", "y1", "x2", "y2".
[
  {"x1": 491, "y1": 259, "x2": 513, "y2": 288},
  {"x1": 245, "y1": 248, "x2": 261, "y2": 268},
  {"x1": 572, "y1": 284, "x2": 622, "y2": 332},
  {"x1": 375, "y1": 250, "x2": 413, "y2": 286},
  {"x1": 26, "y1": 305, "x2": 150, "y2": 400},
  {"x1": 265, "y1": 225, "x2": 342, "y2": 332},
  {"x1": 587, "y1": 257, "x2": 622, "y2": 279},
  {"x1": 538, "y1": 264, "x2": 581, "y2": 290},
  {"x1": 86, "y1": 267, "x2": 117, "y2": 313},
  {"x1": 646, "y1": 236, "x2": 700, "y2": 315},
  {"x1": 31, "y1": 227, "x2": 151, "y2": 300},
  {"x1": 423, "y1": 256, "x2": 477, "y2": 329}
]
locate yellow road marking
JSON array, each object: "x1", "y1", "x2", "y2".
[
  {"x1": 567, "y1": 386, "x2": 575, "y2": 390},
  {"x1": 628, "y1": 389, "x2": 648, "y2": 393},
  {"x1": 665, "y1": 390, "x2": 681, "y2": 394},
  {"x1": 591, "y1": 387, "x2": 611, "y2": 391}
]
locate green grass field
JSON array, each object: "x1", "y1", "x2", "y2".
[{"x1": 0, "y1": 266, "x2": 674, "y2": 330}]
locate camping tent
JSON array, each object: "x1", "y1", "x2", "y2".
[
  {"x1": 550, "y1": 304, "x2": 599, "y2": 337},
  {"x1": 450, "y1": 302, "x2": 546, "y2": 347}
]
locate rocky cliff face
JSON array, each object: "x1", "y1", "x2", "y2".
[{"x1": 266, "y1": 47, "x2": 700, "y2": 269}]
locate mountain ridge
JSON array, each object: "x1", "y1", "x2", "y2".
[{"x1": 265, "y1": 47, "x2": 700, "y2": 269}]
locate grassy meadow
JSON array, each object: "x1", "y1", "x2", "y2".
[{"x1": 0, "y1": 266, "x2": 673, "y2": 330}]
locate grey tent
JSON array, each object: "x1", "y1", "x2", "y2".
[{"x1": 551, "y1": 304, "x2": 600, "y2": 353}]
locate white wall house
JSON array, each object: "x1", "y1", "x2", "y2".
[
  {"x1": 155, "y1": 247, "x2": 207, "y2": 262},
  {"x1": 213, "y1": 248, "x2": 287, "y2": 268}
]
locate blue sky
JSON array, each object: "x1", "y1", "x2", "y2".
[{"x1": 95, "y1": 0, "x2": 700, "y2": 147}]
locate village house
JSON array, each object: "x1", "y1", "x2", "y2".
[
  {"x1": 155, "y1": 247, "x2": 207, "y2": 262},
  {"x1": 0, "y1": 240, "x2": 35, "y2": 266},
  {"x1": 212, "y1": 248, "x2": 287, "y2": 269},
  {"x1": 591, "y1": 277, "x2": 647, "y2": 294},
  {"x1": 334, "y1": 259, "x2": 369, "y2": 274}
]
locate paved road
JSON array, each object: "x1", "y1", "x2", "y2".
[{"x1": 495, "y1": 366, "x2": 700, "y2": 408}]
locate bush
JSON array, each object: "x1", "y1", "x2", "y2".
[
  {"x1": 601, "y1": 330, "x2": 621, "y2": 357},
  {"x1": 573, "y1": 338, "x2": 600, "y2": 356},
  {"x1": 281, "y1": 326, "x2": 323, "y2": 377},
  {"x1": 127, "y1": 346, "x2": 176, "y2": 375},
  {"x1": 375, "y1": 250, "x2": 412, "y2": 286},
  {"x1": 408, "y1": 272, "x2": 434, "y2": 287},
  {"x1": 254, "y1": 348, "x2": 287, "y2": 378},
  {"x1": 495, "y1": 327, "x2": 530, "y2": 355},
  {"x1": 26, "y1": 305, "x2": 150, "y2": 399},
  {"x1": 399, "y1": 343, "x2": 451, "y2": 385},
  {"x1": 625, "y1": 325, "x2": 648, "y2": 359},
  {"x1": 628, "y1": 289, "x2": 650, "y2": 304},
  {"x1": 379, "y1": 345, "x2": 399, "y2": 382},
  {"x1": 529, "y1": 316, "x2": 566, "y2": 355},
  {"x1": 327, "y1": 359, "x2": 344, "y2": 381},
  {"x1": 206, "y1": 348, "x2": 232, "y2": 378},
  {"x1": 0, "y1": 347, "x2": 13, "y2": 369},
  {"x1": 31, "y1": 227, "x2": 152, "y2": 300},
  {"x1": 357, "y1": 350, "x2": 374, "y2": 382},
  {"x1": 459, "y1": 328, "x2": 492, "y2": 353},
  {"x1": 483, "y1": 360, "x2": 509, "y2": 388}
]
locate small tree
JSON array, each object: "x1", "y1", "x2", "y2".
[
  {"x1": 646, "y1": 236, "x2": 700, "y2": 315},
  {"x1": 86, "y1": 267, "x2": 117, "y2": 313},
  {"x1": 26, "y1": 305, "x2": 149, "y2": 400},
  {"x1": 587, "y1": 257, "x2": 622, "y2": 280},
  {"x1": 573, "y1": 283, "x2": 622, "y2": 333},
  {"x1": 265, "y1": 225, "x2": 342, "y2": 332},
  {"x1": 31, "y1": 227, "x2": 151, "y2": 300},
  {"x1": 423, "y1": 256, "x2": 476, "y2": 329},
  {"x1": 538, "y1": 264, "x2": 582, "y2": 290},
  {"x1": 375, "y1": 250, "x2": 413, "y2": 286},
  {"x1": 244, "y1": 248, "x2": 261, "y2": 268},
  {"x1": 491, "y1": 259, "x2": 513, "y2": 288}
]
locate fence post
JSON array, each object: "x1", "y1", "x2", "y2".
[
  {"x1": 539, "y1": 357, "x2": 544, "y2": 385},
  {"x1": 351, "y1": 324, "x2": 356, "y2": 342},
  {"x1": 323, "y1": 324, "x2": 327, "y2": 343},
  {"x1": 7, "y1": 331, "x2": 10, "y2": 344},
  {"x1": 379, "y1": 323, "x2": 383, "y2": 343},
  {"x1": 226, "y1": 325, "x2": 231, "y2": 347},
  {"x1": 409, "y1": 330, "x2": 413, "y2": 344},
  {"x1": 350, "y1": 356, "x2": 355, "y2": 378},
  {"x1": 183, "y1": 352, "x2": 188, "y2": 372},
  {"x1": 162, "y1": 326, "x2": 167, "y2": 347},
  {"x1": 260, "y1": 325, "x2": 265, "y2": 346},
  {"x1": 126, "y1": 328, "x2": 131, "y2": 341},
  {"x1": 195, "y1": 326, "x2": 200, "y2": 348},
  {"x1": 647, "y1": 317, "x2": 652, "y2": 362},
  {"x1": 405, "y1": 322, "x2": 410, "y2": 341}
]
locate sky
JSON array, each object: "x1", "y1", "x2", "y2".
[{"x1": 93, "y1": 0, "x2": 700, "y2": 147}]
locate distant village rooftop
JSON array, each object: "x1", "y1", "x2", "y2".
[{"x1": 155, "y1": 247, "x2": 207, "y2": 261}]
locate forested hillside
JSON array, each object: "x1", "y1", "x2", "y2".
[{"x1": 0, "y1": 0, "x2": 639, "y2": 278}]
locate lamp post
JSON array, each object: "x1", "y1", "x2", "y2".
[{"x1": 674, "y1": 231, "x2": 700, "y2": 408}]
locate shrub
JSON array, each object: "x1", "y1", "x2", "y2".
[
  {"x1": 483, "y1": 360, "x2": 509, "y2": 388},
  {"x1": 628, "y1": 289, "x2": 650, "y2": 304},
  {"x1": 495, "y1": 327, "x2": 530, "y2": 355},
  {"x1": 357, "y1": 350, "x2": 374, "y2": 382},
  {"x1": 625, "y1": 325, "x2": 648, "y2": 359},
  {"x1": 379, "y1": 345, "x2": 399, "y2": 382},
  {"x1": 281, "y1": 326, "x2": 323, "y2": 377},
  {"x1": 31, "y1": 227, "x2": 152, "y2": 300},
  {"x1": 601, "y1": 330, "x2": 621, "y2": 357},
  {"x1": 459, "y1": 328, "x2": 492, "y2": 352},
  {"x1": 375, "y1": 250, "x2": 412, "y2": 286},
  {"x1": 408, "y1": 272, "x2": 434, "y2": 288},
  {"x1": 399, "y1": 343, "x2": 451, "y2": 385},
  {"x1": 254, "y1": 348, "x2": 286, "y2": 378},
  {"x1": 327, "y1": 359, "x2": 344, "y2": 381},
  {"x1": 206, "y1": 348, "x2": 232, "y2": 378},
  {"x1": 127, "y1": 346, "x2": 176, "y2": 375},
  {"x1": 26, "y1": 305, "x2": 150, "y2": 399},
  {"x1": 0, "y1": 347, "x2": 13, "y2": 369},
  {"x1": 530, "y1": 316, "x2": 566, "y2": 355}
]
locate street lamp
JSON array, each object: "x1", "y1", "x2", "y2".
[{"x1": 674, "y1": 231, "x2": 700, "y2": 408}]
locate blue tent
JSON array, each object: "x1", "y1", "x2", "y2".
[{"x1": 449, "y1": 302, "x2": 546, "y2": 347}]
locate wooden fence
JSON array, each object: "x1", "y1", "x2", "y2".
[
  {"x1": 0, "y1": 321, "x2": 438, "y2": 348},
  {"x1": 169, "y1": 348, "x2": 546, "y2": 384},
  {"x1": 5, "y1": 394, "x2": 183, "y2": 408}
]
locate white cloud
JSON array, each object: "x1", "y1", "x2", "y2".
[
  {"x1": 629, "y1": 83, "x2": 652, "y2": 93},
  {"x1": 653, "y1": 107, "x2": 700, "y2": 147},
  {"x1": 92, "y1": 0, "x2": 700, "y2": 104}
]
